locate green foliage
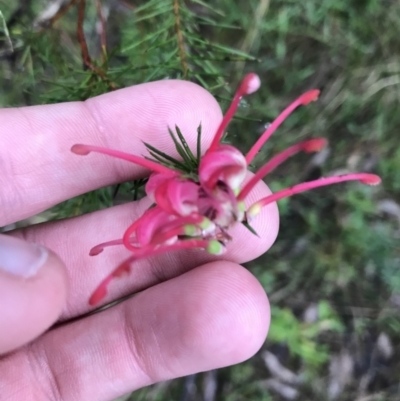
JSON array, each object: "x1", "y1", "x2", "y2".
[
  {"x1": 0, "y1": 0, "x2": 256, "y2": 107},
  {"x1": 144, "y1": 125, "x2": 202, "y2": 176},
  {"x1": 119, "y1": 0, "x2": 256, "y2": 90},
  {"x1": 268, "y1": 302, "x2": 344, "y2": 369}
]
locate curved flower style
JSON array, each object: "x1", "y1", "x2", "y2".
[{"x1": 71, "y1": 73, "x2": 381, "y2": 306}]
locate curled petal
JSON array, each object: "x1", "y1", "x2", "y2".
[
  {"x1": 150, "y1": 214, "x2": 205, "y2": 245},
  {"x1": 199, "y1": 145, "x2": 247, "y2": 191},
  {"x1": 148, "y1": 175, "x2": 200, "y2": 216},
  {"x1": 122, "y1": 207, "x2": 175, "y2": 249},
  {"x1": 122, "y1": 212, "x2": 151, "y2": 252},
  {"x1": 164, "y1": 178, "x2": 200, "y2": 216},
  {"x1": 145, "y1": 173, "x2": 172, "y2": 201},
  {"x1": 134, "y1": 207, "x2": 176, "y2": 246},
  {"x1": 153, "y1": 180, "x2": 174, "y2": 214}
]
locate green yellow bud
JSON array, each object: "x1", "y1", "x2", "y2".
[{"x1": 206, "y1": 240, "x2": 225, "y2": 255}]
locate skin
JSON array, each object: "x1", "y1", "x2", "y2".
[{"x1": 0, "y1": 80, "x2": 279, "y2": 401}]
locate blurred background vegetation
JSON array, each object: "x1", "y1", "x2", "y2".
[{"x1": 1, "y1": 0, "x2": 399, "y2": 400}]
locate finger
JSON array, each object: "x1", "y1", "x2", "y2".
[
  {"x1": 0, "y1": 235, "x2": 68, "y2": 354},
  {"x1": 0, "y1": 261, "x2": 270, "y2": 401},
  {"x1": 0, "y1": 80, "x2": 222, "y2": 226},
  {"x1": 10, "y1": 176, "x2": 278, "y2": 319}
]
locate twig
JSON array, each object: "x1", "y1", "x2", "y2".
[
  {"x1": 0, "y1": 11, "x2": 13, "y2": 53},
  {"x1": 38, "y1": 0, "x2": 79, "y2": 29},
  {"x1": 77, "y1": 0, "x2": 92, "y2": 67},
  {"x1": 95, "y1": 0, "x2": 107, "y2": 61},
  {"x1": 203, "y1": 370, "x2": 217, "y2": 401},
  {"x1": 240, "y1": 0, "x2": 270, "y2": 53},
  {"x1": 235, "y1": 0, "x2": 270, "y2": 77},
  {"x1": 172, "y1": 0, "x2": 189, "y2": 78},
  {"x1": 77, "y1": 0, "x2": 116, "y2": 90},
  {"x1": 6, "y1": 0, "x2": 34, "y2": 30},
  {"x1": 117, "y1": 0, "x2": 135, "y2": 10},
  {"x1": 180, "y1": 374, "x2": 197, "y2": 401}
]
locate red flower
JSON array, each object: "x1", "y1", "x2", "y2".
[{"x1": 71, "y1": 73, "x2": 381, "y2": 306}]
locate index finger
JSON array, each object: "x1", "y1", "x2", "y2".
[{"x1": 0, "y1": 80, "x2": 222, "y2": 226}]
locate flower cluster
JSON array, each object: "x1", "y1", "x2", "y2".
[{"x1": 71, "y1": 73, "x2": 381, "y2": 306}]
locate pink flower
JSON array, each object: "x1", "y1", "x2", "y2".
[{"x1": 71, "y1": 73, "x2": 381, "y2": 306}]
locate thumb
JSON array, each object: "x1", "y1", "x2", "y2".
[{"x1": 0, "y1": 234, "x2": 68, "y2": 354}]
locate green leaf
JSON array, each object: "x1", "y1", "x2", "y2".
[
  {"x1": 145, "y1": 153, "x2": 188, "y2": 173},
  {"x1": 131, "y1": 178, "x2": 148, "y2": 201},
  {"x1": 143, "y1": 141, "x2": 187, "y2": 170},
  {"x1": 241, "y1": 220, "x2": 259, "y2": 237},
  {"x1": 168, "y1": 127, "x2": 193, "y2": 166},
  {"x1": 175, "y1": 125, "x2": 197, "y2": 166},
  {"x1": 145, "y1": 153, "x2": 177, "y2": 170},
  {"x1": 196, "y1": 124, "x2": 202, "y2": 162}
]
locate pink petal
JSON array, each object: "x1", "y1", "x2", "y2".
[
  {"x1": 207, "y1": 73, "x2": 261, "y2": 153},
  {"x1": 166, "y1": 178, "x2": 200, "y2": 216},
  {"x1": 238, "y1": 138, "x2": 327, "y2": 200},
  {"x1": 89, "y1": 238, "x2": 139, "y2": 256},
  {"x1": 145, "y1": 173, "x2": 171, "y2": 201},
  {"x1": 150, "y1": 176, "x2": 200, "y2": 216},
  {"x1": 199, "y1": 145, "x2": 247, "y2": 190},
  {"x1": 245, "y1": 89, "x2": 321, "y2": 164},
  {"x1": 247, "y1": 173, "x2": 381, "y2": 218},
  {"x1": 88, "y1": 239, "x2": 219, "y2": 305},
  {"x1": 135, "y1": 207, "x2": 176, "y2": 246},
  {"x1": 71, "y1": 144, "x2": 177, "y2": 175}
]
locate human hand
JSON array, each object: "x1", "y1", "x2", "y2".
[{"x1": 0, "y1": 80, "x2": 279, "y2": 401}]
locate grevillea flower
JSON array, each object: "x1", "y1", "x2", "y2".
[{"x1": 71, "y1": 73, "x2": 381, "y2": 306}]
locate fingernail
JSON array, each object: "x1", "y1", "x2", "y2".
[{"x1": 0, "y1": 234, "x2": 48, "y2": 278}]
